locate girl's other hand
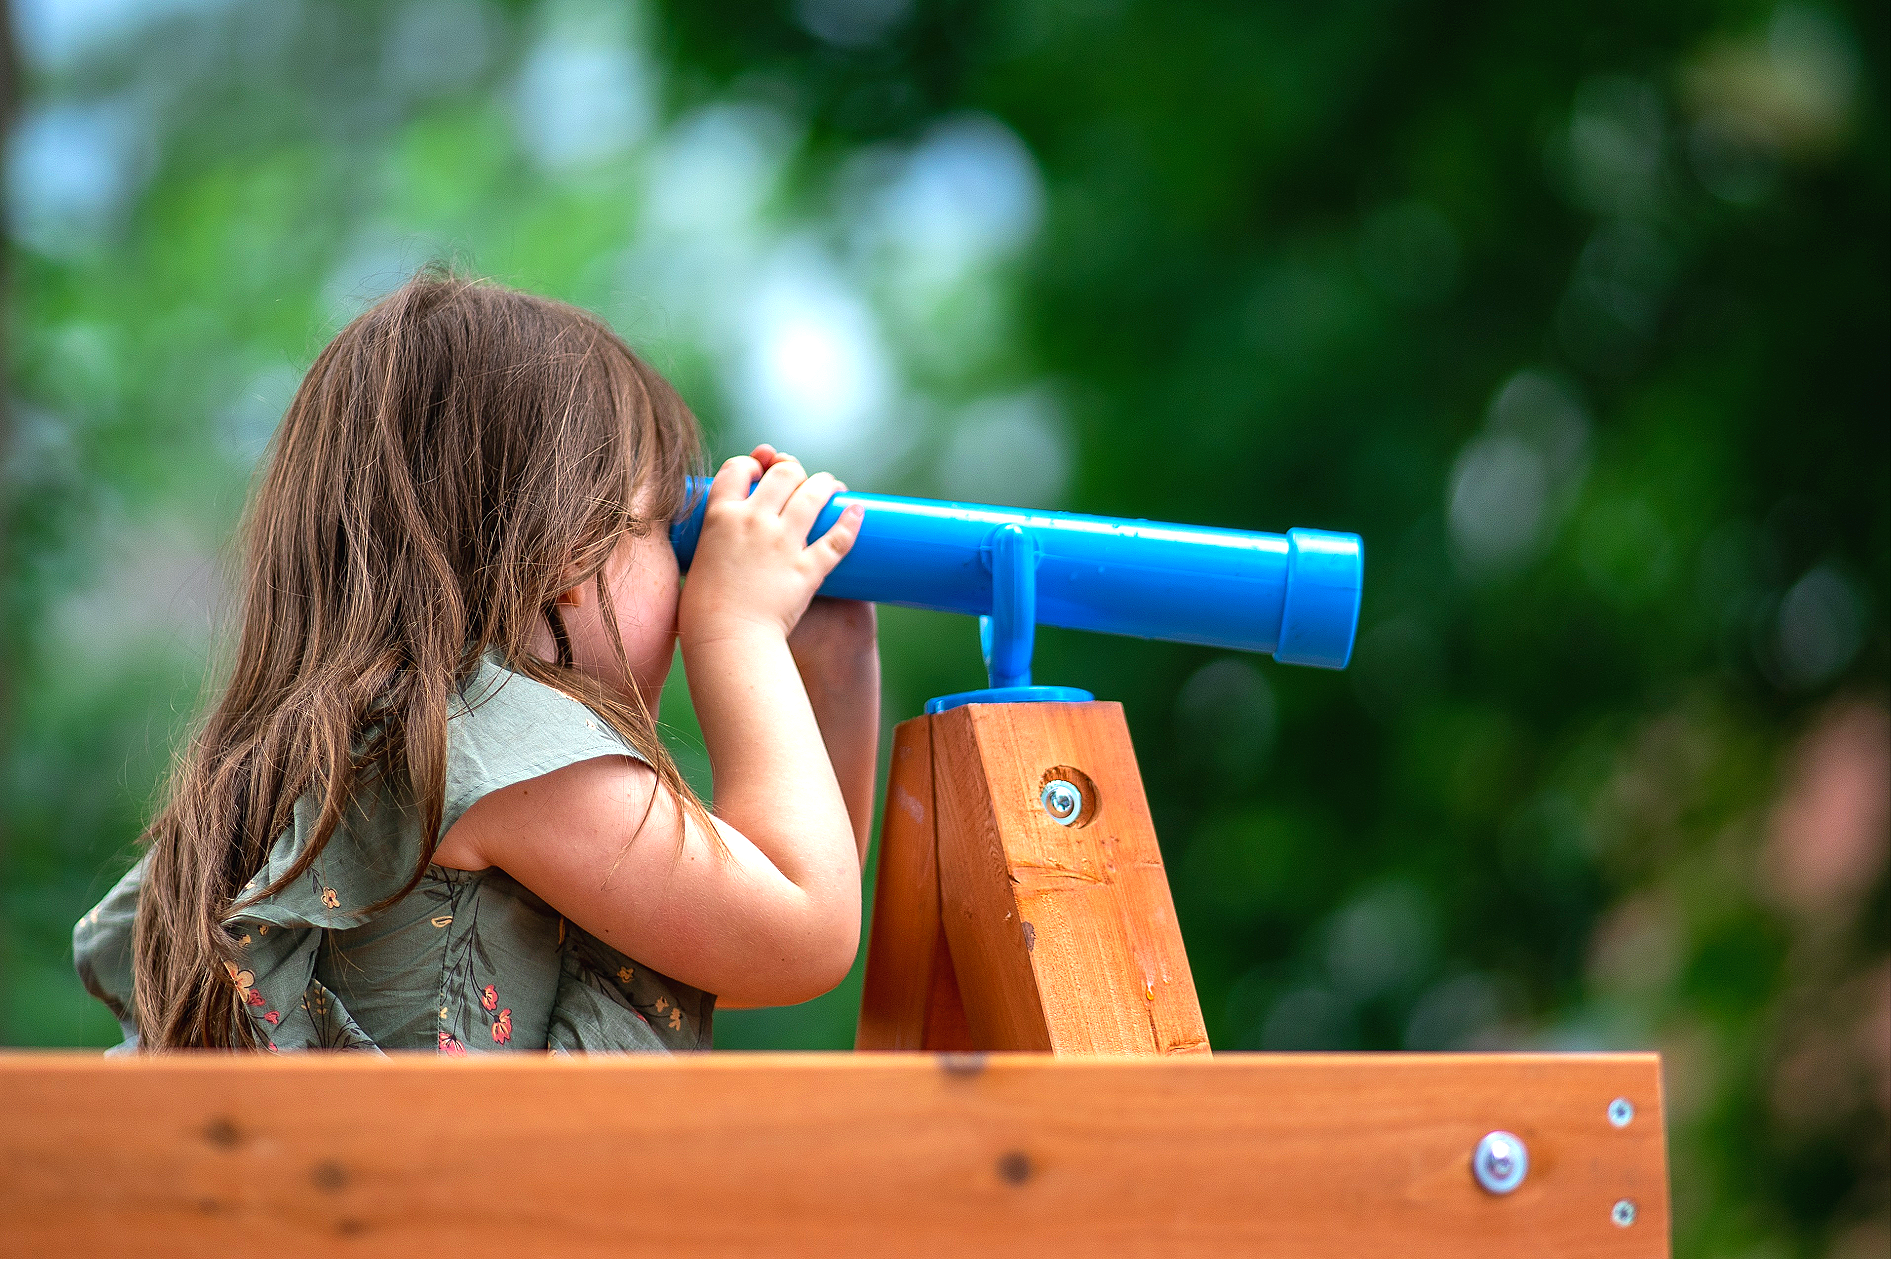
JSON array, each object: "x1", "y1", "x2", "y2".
[{"x1": 680, "y1": 447, "x2": 864, "y2": 643}]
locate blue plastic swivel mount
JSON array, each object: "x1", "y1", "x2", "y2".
[{"x1": 924, "y1": 523, "x2": 1095, "y2": 714}]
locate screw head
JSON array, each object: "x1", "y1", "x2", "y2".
[
  {"x1": 1608, "y1": 1097, "x2": 1634, "y2": 1127},
  {"x1": 1040, "y1": 779, "x2": 1082, "y2": 825},
  {"x1": 1612, "y1": 1198, "x2": 1637, "y2": 1227},
  {"x1": 1471, "y1": 1130, "x2": 1529, "y2": 1195}
]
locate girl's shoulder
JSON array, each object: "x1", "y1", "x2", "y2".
[
  {"x1": 441, "y1": 652, "x2": 650, "y2": 833},
  {"x1": 237, "y1": 653, "x2": 644, "y2": 930}
]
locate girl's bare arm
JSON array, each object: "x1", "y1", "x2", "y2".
[
  {"x1": 448, "y1": 454, "x2": 869, "y2": 1008},
  {"x1": 788, "y1": 598, "x2": 880, "y2": 866}
]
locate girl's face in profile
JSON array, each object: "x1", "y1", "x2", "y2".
[{"x1": 536, "y1": 524, "x2": 681, "y2": 709}]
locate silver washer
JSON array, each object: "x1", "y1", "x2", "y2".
[
  {"x1": 1040, "y1": 779, "x2": 1082, "y2": 825},
  {"x1": 1608, "y1": 1097, "x2": 1634, "y2": 1128},
  {"x1": 1612, "y1": 1199, "x2": 1637, "y2": 1227},
  {"x1": 1471, "y1": 1131, "x2": 1528, "y2": 1195}
]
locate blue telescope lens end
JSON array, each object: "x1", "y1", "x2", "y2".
[{"x1": 1276, "y1": 528, "x2": 1364, "y2": 669}]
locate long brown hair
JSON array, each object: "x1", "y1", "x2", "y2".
[{"x1": 133, "y1": 268, "x2": 704, "y2": 1049}]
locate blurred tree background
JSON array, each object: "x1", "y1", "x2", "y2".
[{"x1": 3, "y1": 0, "x2": 1886, "y2": 1252}]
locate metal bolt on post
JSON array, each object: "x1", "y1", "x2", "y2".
[{"x1": 1041, "y1": 779, "x2": 1082, "y2": 825}]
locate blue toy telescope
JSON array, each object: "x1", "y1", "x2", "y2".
[{"x1": 671, "y1": 477, "x2": 1363, "y2": 712}]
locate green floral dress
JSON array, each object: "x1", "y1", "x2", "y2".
[{"x1": 73, "y1": 655, "x2": 714, "y2": 1055}]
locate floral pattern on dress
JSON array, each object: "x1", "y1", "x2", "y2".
[
  {"x1": 72, "y1": 653, "x2": 718, "y2": 1056},
  {"x1": 427, "y1": 868, "x2": 520, "y2": 1055}
]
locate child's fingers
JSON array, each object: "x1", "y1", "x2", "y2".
[
  {"x1": 749, "y1": 443, "x2": 779, "y2": 470},
  {"x1": 750, "y1": 452, "x2": 806, "y2": 512},
  {"x1": 709, "y1": 454, "x2": 762, "y2": 502},
  {"x1": 810, "y1": 502, "x2": 865, "y2": 574},
  {"x1": 781, "y1": 471, "x2": 843, "y2": 539}
]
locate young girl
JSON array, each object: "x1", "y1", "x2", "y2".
[{"x1": 73, "y1": 269, "x2": 881, "y2": 1053}]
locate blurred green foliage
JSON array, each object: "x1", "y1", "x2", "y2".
[{"x1": 4, "y1": 0, "x2": 1886, "y2": 1253}]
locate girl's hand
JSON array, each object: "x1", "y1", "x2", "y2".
[{"x1": 679, "y1": 447, "x2": 864, "y2": 643}]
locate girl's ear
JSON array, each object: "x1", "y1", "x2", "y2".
[{"x1": 553, "y1": 551, "x2": 596, "y2": 608}]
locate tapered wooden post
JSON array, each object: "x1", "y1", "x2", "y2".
[
  {"x1": 856, "y1": 715, "x2": 972, "y2": 1050},
  {"x1": 858, "y1": 701, "x2": 1208, "y2": 1055}
]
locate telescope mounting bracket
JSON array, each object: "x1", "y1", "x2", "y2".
[{"x1": 924, "y1": 523, "x2": 1094, "y2": 715}]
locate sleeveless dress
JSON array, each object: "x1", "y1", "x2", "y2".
[{"x1": 72, "y1": 654, "x2": 714, "y2": 1054}]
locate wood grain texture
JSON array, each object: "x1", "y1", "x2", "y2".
[
  {"x1": 0, "y1": 1052, "x2": 1670, "y2": 1258},
  {"x1": 855, "y1": 717, "x2": 944, "y2": 1050},
  {"x1": 856, "y1": 715, "x2": 974, "y2": 1051},
  {"x1": 932, "y1": 702, "x2": 1208, "y2": 1054},
  {"x1": 930, "y1": 707, "x2": 1054, "y2": 1051},
  {"x1": 920, "y1": 920, "x2": 975, "y2": 1051}
]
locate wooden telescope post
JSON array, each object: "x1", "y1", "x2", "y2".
[{"x1": 857, "y1": 700, "x2": 1208, "y2": 1054}]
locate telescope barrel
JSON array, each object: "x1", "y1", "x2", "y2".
[{"x1": 670, "y1": 478, "x2": 1362, "y2": 669}]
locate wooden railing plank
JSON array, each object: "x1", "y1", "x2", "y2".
[{"x1": 0, "y1": 1052, "x2": 1669, "y2": 1258}]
